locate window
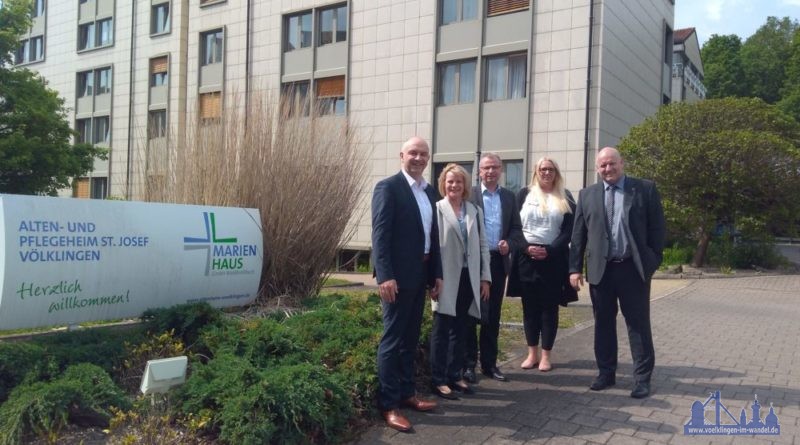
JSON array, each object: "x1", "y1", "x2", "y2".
[
  {"x1": 487, "y1": 0, "x2": 529, "y2": 16},
  {"x1": 77, "y1": 71, "x2": 94, "y2": 97},
  {"x1": 439, "y1": 59, "x2": 476, "y2": 105},
  {"x1": 319, "y1": 4, "x2": 347, "y2": 45},
  {"x1": 15, "y1": 36, "x2": 44, "y2": 64},
  {"x1": 93, "y1": 116, "x2": 110, "y2": 144},
  {"x1": 90, "y1": 177, "x2": 107, "y2": 199},
  {"x1": 32, "y1": 0, "x2": 45, "y2": 18},
  {"x1": 74, "y1": 178, "x2": 90, "y2": 198},
  {"x1": 281, "y1": 81, "x2": 310, "y2": 117},
  {"x1": 664, "y1": 25, "x2": 673, "y2": 65},
  {"x1": 76, "y1": 119, "x2": 92, "y2": 143},
  {"x1": 150, "y1": 56, "x2": 168, "y2": 86},
  {"x1": 199, "y1": 92, "x2": 221, "y2": 121},
  {"x1": 151, "y1": 3, "x2": 170, "y2": 35},
  {"x1": 316, "y1": 76, "x2": 346, "y2": 116},
  {"x1": 201, "y1": 29, "x2": 223, "y2": 66},
  {"x1": 78, "y1": 22, "x2": 96, "y2": 50},
  {"x1": 98, "y1": 18, "x2": 113, "y2": 46},
  {"x1": 503, "y1": 160, "x2": 523, "y2": 193},
  {"x1": 148, "y1": 110, "x2": 167, "y2": 139},
  {"x1": 486, "y1": 53, "x2": 526, "y2": 101},
  {"x1": 77, "y1": 67, "x2": 111, "y2": 97},
  {"x1": 78, "y1": 18, "x2": 113, "y2": 50},
  {"x1": 286, "y1": 11, "x2": 312, "y2": 51},
  {"x1": 441, "y1": 0, "x2": 477, "y2": 25},
  {"x1": 96, "y1": 68, "x2": 111, "y2": 95}
]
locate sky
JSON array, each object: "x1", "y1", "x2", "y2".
[{"x1": 675, "y1": 0, "x2": 800, "y2": 45}]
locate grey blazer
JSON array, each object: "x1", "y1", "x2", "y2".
[
  {"x1": 433, "y1": 199, "x2": 492, "y2": 318},
  {"x1": 569, "y1": 176, "x2": 666, "y2": 284}
]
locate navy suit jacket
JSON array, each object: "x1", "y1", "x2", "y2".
[
  {"x1": 469, "y1": 185, "x2": 525, "y2": 274},
  {"x1": 372, "y1": 171, "x2": 443, "y2": 290},
  {"x1": 569, "y1": 176, "x2": 666, "y2": 285}
]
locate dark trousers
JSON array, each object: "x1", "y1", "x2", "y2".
[
  {"x1": 430, "y1": 269, "x2": 473, "y2": 386},
  {"x1": 377, "y1": 274, "x2": 427, "y2": 410},
  {"x1": 464, "y1": 252, "x2": 505, "y2": 371},
  {"x1": 521, "y1": 296, "x2": 559, "y2": 350},
  {"x1": 589, "y1": 259, "x2": 655, "y2": 383}
]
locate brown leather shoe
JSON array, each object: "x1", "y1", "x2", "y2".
[
  {"x1": 402, "y1": 395, "x2": 438, "y2": 412},
  {"x1": 382, "y1": 409, "x2": 411, "y2": 432}
]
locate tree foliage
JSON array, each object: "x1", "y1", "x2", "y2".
[
  {"x1": 778, "y1": 28, "x2": 800, "y2": 122},
  {"x1": 700, "y1": 34, "x2": 747, "y2": 99},
  {"x1": 0, "y1": 0, "x2": 105, "y2": 195},
  {"x1": 740, "y1": 16, "x2": 799, "y2": 104},
  {"x1": 619, "y1": 98, "x2": 800, "y2": 266}
]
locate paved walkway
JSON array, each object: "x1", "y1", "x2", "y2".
[{"x1": 353, "y1": 275, "x2": 800, "y2": 445}]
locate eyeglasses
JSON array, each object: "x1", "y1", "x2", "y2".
[{"x1": 538, "y1": 167, "x2": 555, "y2": 173}]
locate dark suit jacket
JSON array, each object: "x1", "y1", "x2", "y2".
[
  {"x1": 372, "y1": 171, "x2": 443, "y2": 290},
  {"x1": 469, "y1": 185, "x2": 525, "y2": 274},
  {"x1": 569, "y1": 176, "x2": 666, "y2": 285}
]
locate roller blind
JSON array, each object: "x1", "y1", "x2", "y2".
[
  {"x1": 487, "y1": 0, "x2": 529, "y2": 16},
  {"x1": 316, "y1": 76, "x2": 345, "y2": 98},
  {"x1": 199, "y1": 92, "x2": 221, "y2": 119},
  {"x1": 150, "y1": 56, "x2": 168, "y2": 74},
  {"x1": 74, "y1": 178, "x2": 90, "y2": 198}
]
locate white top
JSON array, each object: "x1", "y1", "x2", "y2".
[
  {"x1": 520, "y1": 192, "x2": 564, "y2": 245},
  {"x1": 402, "y1": 169, "x2": 433, "y2": 254}
]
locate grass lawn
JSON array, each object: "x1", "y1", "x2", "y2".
[{"x1": 322, "y1": 276, "x2": 357, "y2": 287}]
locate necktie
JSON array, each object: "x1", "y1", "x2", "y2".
[{"x1": 606, "y1": 185, "x2": 615, "y2": 233}]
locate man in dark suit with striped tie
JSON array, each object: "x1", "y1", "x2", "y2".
[
  {"x1": 569, "y1": 147, "x2": 665, "y2": 399},
  {"x1": 372, "y1": 136, "x2": 443, "y2": 431}
]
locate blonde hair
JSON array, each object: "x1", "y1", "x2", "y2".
[
  {"x1": 437, "y1": 163, "x2": 471, "y2": 200},
  {"x1": 527, "y1": 157, "x2": 571, "y2": 214}
]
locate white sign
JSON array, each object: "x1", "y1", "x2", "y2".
[{"x1": 0, "y1": 194, "x2": 262, "y2": 331}]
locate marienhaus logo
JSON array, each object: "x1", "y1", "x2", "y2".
[{"x1": 183, "y1": 212, "x2": 258, "y2": 276}]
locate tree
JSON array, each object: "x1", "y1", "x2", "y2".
[
  {"x1": 740, "y1": 16, "x2": 799, "y2": 103},
  {"x1": 619, "y1": 98, "x2": 800, "y2": 266},
  {"x1": 701, "y1": 34, "x2": 747, "y2": 99},
  {"x1": 778, "y1": 28, "x2": 800, "y2": 122},
  {"x1": 0, "y1": 0, "x2": 105, "y2": 195}
]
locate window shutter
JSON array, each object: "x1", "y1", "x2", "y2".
[
  {"x1": 487, "y1": 0, "x2": 530, "y2": 16},
  {"x1": 150, "y1": 56, "x2": 168, "y2": 74},
  {"x1": 316, "y1": 76, "x2": 345, "y2": 98},
  {"x1": 199, "y1": 92, "x2": 221, "y2": 119},
  {"x1": 74, "y1": 178, "x2": 90, "y2": 199}
]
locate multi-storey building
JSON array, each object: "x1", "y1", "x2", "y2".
[
  {"x1": 16, "y1": 0, "x2": 673, "y2": 250},
  {"x1": 671, "y1": 27, "x2": 706, "y2": 102}
]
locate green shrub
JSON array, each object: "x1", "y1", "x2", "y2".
[
  {"x1": 141, "y1": 302, "x2": 225, "y2": 349},
  {"x1": 179, "y1": 356, "x2": 351, "y2": 445},
  {"x1": 661, "y1": 243, "x2": 694, "y2": 267},
  {"x1": 0, "y1": 342, "x2": 51, "y2": 404},
  {"x1": 708, "y1": 238, "x2": 788, "y2": 269},
  {"x1": 34, "y1": 328, "x2": 142, "y2": 376},
  {"x1": 0, "y1": 363, "x2": 130, "y2": 445}
]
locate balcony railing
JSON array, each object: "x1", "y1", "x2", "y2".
[{"x1": 672, "y1": 63, "x2": 707, "y2": 99}]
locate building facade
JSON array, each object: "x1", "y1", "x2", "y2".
[
  {"x1": 16, "y1": 0, "x2": 673, "y2": 249},
  {"x1": 671, "y1": 27, "x2": 706, "y2": 102}
]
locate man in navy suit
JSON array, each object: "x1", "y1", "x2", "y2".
[
  {"x1": 372, "y1": 136, "x2": 443, "y2": 432},
  {"x1": 569, "y1": 147, "x2": 665, "y2": 399},
  {"x1": 464, "y1": 153, "x2": 524, "y2": 383}
]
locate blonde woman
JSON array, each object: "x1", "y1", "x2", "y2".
[
  {"x1": 507, "y1": 157, "x2": 575, "y2": 372},
  {"x1": 430, "y1": 164, "x2": 491, "y2": 399}
]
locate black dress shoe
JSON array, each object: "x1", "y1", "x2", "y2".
[
  {"x1": 589, "y1": 375, "x2": 616, "y2": 391},
  {"x1": 449, "y1": 381, "x2": 474, "y2": 394},
  {"x1": 430, "y1": 384, "x2": 459, "y2": 400},
  {"x1": 630, "y1": 382, "x2": 651, "y2": 399},
  {"x1": 463, "y1": 367, "x2": 477, "y2": 384},
  {"x1": 482, "y1": 367, "x2": 507, "y2": 382}
]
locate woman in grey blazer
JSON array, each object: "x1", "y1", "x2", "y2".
[{"x1": 430, "y1": 163, "x2": 491, "y2": 399}]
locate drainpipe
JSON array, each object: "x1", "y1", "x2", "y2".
[
  {"x1": 125, "y1": 0, "x2": 138, "y2": 199},
  {"x1": 244, "y1": 0, "x2": 251, "y2": 125},
  {"x1": 581, "y1": 0, "x2": 595, "y2": 188}
]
